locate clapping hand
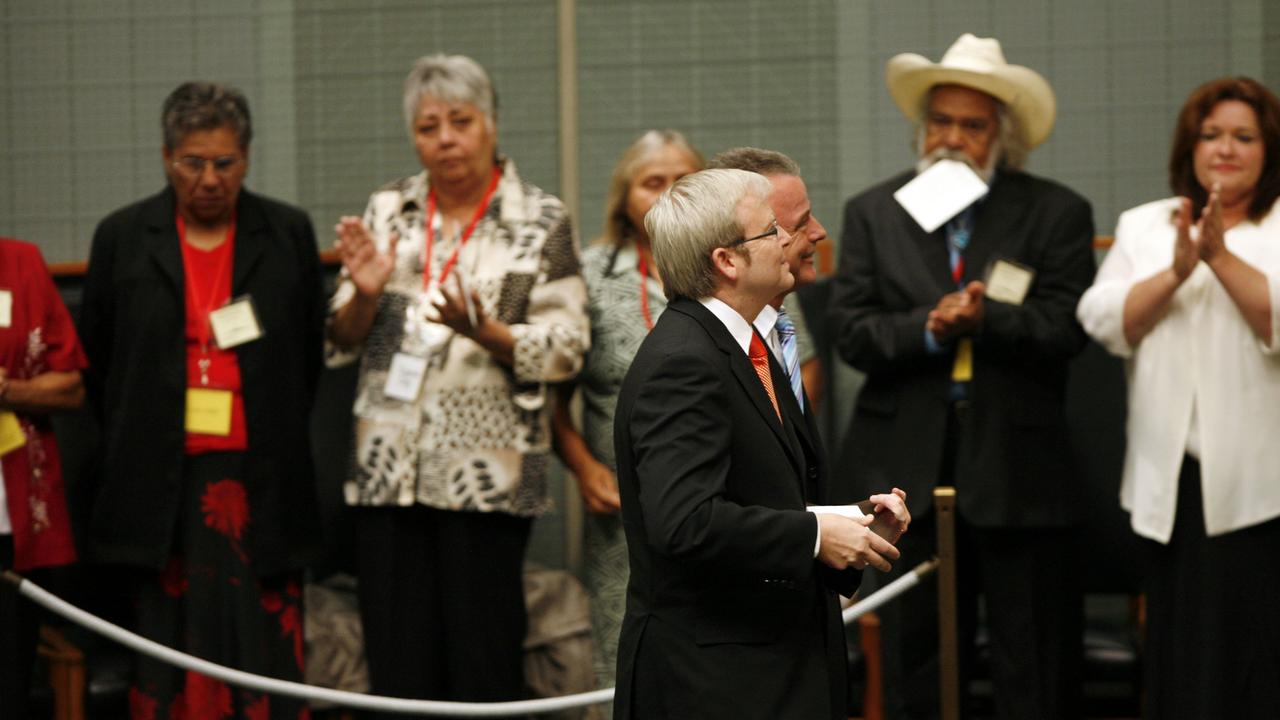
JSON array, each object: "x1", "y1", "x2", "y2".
[
  {"x1": 1173, "y1": 183, "x2": 1227, "y2": 280},
  {"x1": 335, "y1": 216, "x2": 397, "y2": 300}
]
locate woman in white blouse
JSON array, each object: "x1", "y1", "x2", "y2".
[{"x1": 1077, "y1": 76, "x2": 1280, "y2": 718}]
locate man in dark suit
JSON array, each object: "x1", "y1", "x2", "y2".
[
  {"x1": 613, "y1": 168, "x2": 908, "y2": 720},
  {"x1": 830, "y1": 35, "x2": 1095, "y2": 719}
]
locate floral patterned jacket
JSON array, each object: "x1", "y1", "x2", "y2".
[{"x1": 327, "y1": 158, "x2": 589, "y2": 516}]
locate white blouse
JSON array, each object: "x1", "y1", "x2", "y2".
[{"x1": 1077, "y1": 197, "x2": 1280, "y2": 543}]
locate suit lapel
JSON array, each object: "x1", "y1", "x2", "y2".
[
  {"x1": 962, "y1": 173, "x2": 1027, "y2": 284},
  {"x1": 883, "y1": 173, "x2": 955, "y2": 294},
  {"x1": 142, "y1": 188, "x2": 183, "y2": 295},
  {"x1": 674, "y1": 299, "x2": 805, "y2": 478},
  {"x1": 767, "y1": 347, "x2": 809, "y2": 490},
  {"x1": 232, "y1": 191, "x2": 267, "y2": 295}
]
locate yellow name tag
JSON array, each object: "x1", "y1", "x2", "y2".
[
  {"x1": 186, "y1": 388, "x2": 233, "y2": 436},
  {"x1": 0, "y1": 411, "x2": 26, "y2": 455},
  {"x1": 951, "y1": 338, "x2": 973, "y2": 382}
]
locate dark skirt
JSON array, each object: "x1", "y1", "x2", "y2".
[
  {"x1": 0, "y1": 536, "x2": 41, "y2": 719},
  {"x1": 128, "y1": 452, "x2": 309, "y2": 720},
  {"x1": 1142, "y1": 456, "x2": 1280, "y2": 720}
]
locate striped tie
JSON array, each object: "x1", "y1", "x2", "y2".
[
  {"x1": 749, "y1": 333, "x2": 781, "y2": 422},
  {"x1": 775, "y1": 308, "x2": 804, "y2": 412}
]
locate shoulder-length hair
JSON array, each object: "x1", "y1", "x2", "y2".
[
  {"x1": 601, "y1": 130, "x2": 703, "y2": 247},
  {"x1": 1169, "y1": 76, "x2": 1280, "y2": 221}
]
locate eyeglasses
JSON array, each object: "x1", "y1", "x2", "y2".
[
  {"x1": 925, "y1": 112, "x2": 994, "y2": 139},
  {"x1": 730, "y1": 221, "x2": 781, "y2": 247},
  {"x1": 171, "y1": 155, "x2": 243, "y2": 178}
]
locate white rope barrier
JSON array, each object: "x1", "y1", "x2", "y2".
[
  {"x1": 5, "y1": 559, "x2": 934, "y2": 716},
  {"x1": 842, "y1": 558, "x2": 939, "y2": 625},
  {"x1": 4, "y1": 570, "x2": 613, "y2": 716}
]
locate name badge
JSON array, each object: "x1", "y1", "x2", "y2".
[
  {"x1": 210, "y1": 296, "x2": 263, "y2": 349},
  {"x1": 186, "y1": 387, "x2": 234, "y2": 436},
  {"x1": 984, "y1": 259, "x2": 1035, "y2": 306},
  {"x1": 0, "y1": 411, "x2": 26, "y2": 455},
  {"x1": 383, "y1": 352, "x2": 428, "y2": 402},
  {"x1": 0, "y1": 290, "x2": 12, "y2": 328}
]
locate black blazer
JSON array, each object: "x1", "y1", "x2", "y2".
[
  {"x1": 830, "y1": 169, "x2": 1095, "y2": 527},
  {"x1": 613, "y1": 296, "x2": 857, "y2": 720},
  {"x1": 79, "y1": 187, "x2": 325, "y2": 575}
]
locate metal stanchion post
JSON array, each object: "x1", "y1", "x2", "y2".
[{"x1": 934, "y1": 486, "x2": 960, "y2": 720}]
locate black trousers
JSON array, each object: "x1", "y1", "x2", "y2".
[
  {"x1": 1142, "y1": 456, "x2": 1280, "y2": 720},
  {"x1": 354, "y1": 505, "x2": 532, "y2": 716},
  {"x1": 0, "y1": 536, "x2": 41, "y2": 720},
  {"x1": 875, "y1": 407, "x2": 1082, "y2": 720}
]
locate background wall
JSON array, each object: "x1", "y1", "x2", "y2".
[
  {"x1": 4, "y1": 0, "x2": 1276, "y2": 265},
  {"x1": 5, "y1": 0, "x2": 1278, "y2": 569}
]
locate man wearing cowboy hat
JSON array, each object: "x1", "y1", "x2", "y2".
[{"x1": 830, "y1": 34, "x2": 1095, "y2": 719}]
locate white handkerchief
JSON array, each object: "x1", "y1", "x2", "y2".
[
  {"x1": 807, "y1": 504, "x2": 866, "y2": 519},
  {"x1": 893, "y1": 159, "x2": 989, "y2": 233}
]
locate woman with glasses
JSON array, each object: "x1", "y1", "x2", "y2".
[
  {"x1": 326, "y1": 54, "x2": 588, "y2": 705},
  {"x1": 551, "y1": 129, "x2": 702, "y2": 696},
  {"x1": 80, "y1": 81, "x2": 324, "y2": 719}
]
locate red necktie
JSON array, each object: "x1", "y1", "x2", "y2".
[{"x1": 749, "y1": 333, "x2": 782, "y2": 422}]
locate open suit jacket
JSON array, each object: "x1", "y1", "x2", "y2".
[
  {"x1": 829, "y1": 169, "x2": 1095, "y2": 527},
  {"x1": 79, "y1": 186, "x2": 325, "y2": 576},
  {"x1": 613, "y1": 296, "x2": 859, "y2": 720}
]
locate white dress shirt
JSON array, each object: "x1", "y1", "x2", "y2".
[{"x1": 1077, "y1": 197, "x2": 1280, "y2": 542}]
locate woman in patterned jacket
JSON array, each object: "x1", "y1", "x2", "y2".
[
  {"x1": 551, "y1": 130, "x2": 702, "y2": 695},
  {"x1": 327, "y1": 54, "x2": 589, "y2": 706}
]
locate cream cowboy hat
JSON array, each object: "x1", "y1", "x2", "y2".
[{"x1": 885, "y1": 33, "x2": 1056, "y2": 148}]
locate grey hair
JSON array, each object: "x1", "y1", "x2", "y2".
[
  {"x1": 601, "y1": 129, "x2": 704, "y2": 247},
  {"x1": 645, "y1": 169, "x2": 772, "y2": 300},
  {"x1": 914, "y1": 86, "x2": 1029, "y2": 171},
  {"x1": 161, "y1": 82, "x2": 252, "y2": 150},
  {"x1": 706, "y1": 146, "x2": 801, "y2": 177},
  {"x1": 402, "y1": 54, "x2": 497, "y2": 136}
]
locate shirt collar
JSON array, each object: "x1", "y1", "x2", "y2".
[
  {"x1": 752, "y1": 303, "x2": 779, "y2": 339},
  {"x1": 699, "y1": 296, "x2": 755, "y2": 355}
]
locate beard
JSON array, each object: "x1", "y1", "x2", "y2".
[{"x1": 915, "y1": 143, "x2": 1000, "y2": 183}]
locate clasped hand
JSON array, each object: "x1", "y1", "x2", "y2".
[
  {"x1": 817, "y1": 488, "x2": 910, "y2": 572},
  {"x1": 927, "y1": 281, "x2": 986, "y2": 343}
]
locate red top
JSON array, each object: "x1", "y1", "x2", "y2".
[
  {"x1": 0, "y1": 238, "x2": 86, "y2": 571},
  {"x1": 179, "y1": 223, "x2": 248, "y2": 454}
]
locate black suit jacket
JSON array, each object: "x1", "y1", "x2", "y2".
[
  {"x1": 79, "y1": 187, "x2": 325, "y2": 575},
  {"x1": 613, "y1": 296, "x2": 857, "y2": 720},
  {"x1": 829, "y1": 169, "x2": 1095, "y2": 527}
]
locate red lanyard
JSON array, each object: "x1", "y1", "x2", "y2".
[
  {"x1": 423, "y1": 167, "x2": 502, "y2": 289},
  {"x1": 177, "y1": 213, "x2": 236, "y2": 352},
  {"x1": 637, "y1": 252, "x2": 655, "y2": 331}
]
